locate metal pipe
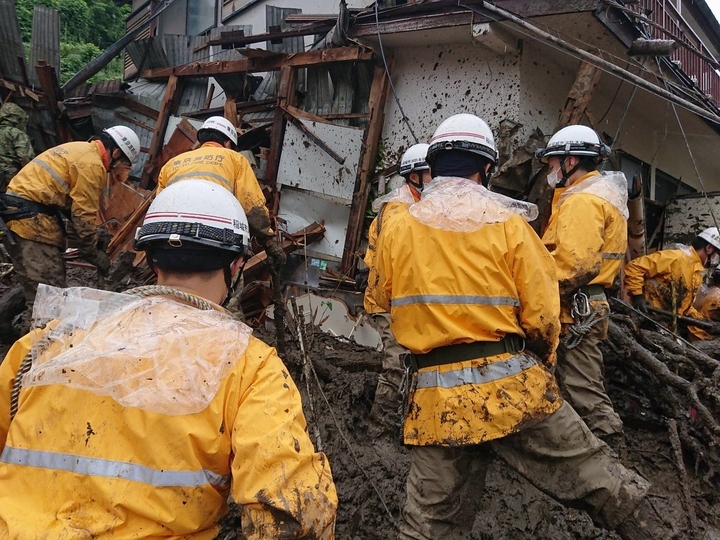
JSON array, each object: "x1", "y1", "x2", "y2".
[{"x1": 462, "y1": 1, "x2": 720, "y2": 126}]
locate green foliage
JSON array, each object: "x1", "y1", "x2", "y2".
[{"x1": 15, "y1": 0, "x2": 130, "y2": 83}]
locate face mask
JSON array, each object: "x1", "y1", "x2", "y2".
[
  {"x1": 547, "y1": 167, "x2": 564, "y2": 188},
  {"x1": 708, "y1": 253, "x2": 720, "y2": 268}
]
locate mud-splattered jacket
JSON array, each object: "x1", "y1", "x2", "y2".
[
  {"x1": 363, "y1": 183, "x2": 420, "y2": 314},
  {"x1": 625, "y1": 246, "x2": 707, "y2": 338},
  {"x1": 0, "y1": 103, "x2": 34, "y2": 189},
  {"x1": 372, "y1": 176, "x2": 562, "y2": 446},
  {"x1": 542, "y1": 170, "x2": 628, "y2": 324},
  {"x1": 157, "y1": 142, "x2": 272, "y2": 239},
  {"x1": 0, "y1": 293, "x2": 337, "y2": 539},
  {"x1": 6, "y1": 140, "x2": 108, "y2": 254}
]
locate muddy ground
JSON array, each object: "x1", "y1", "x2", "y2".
[{"x1": 2, "y1": 265, "x2": 719, "y2": 539}]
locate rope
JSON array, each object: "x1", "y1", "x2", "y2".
[
  {"x1": 563, "y1": 309, "x2": 610, "y2": 349},
  {"x1": 10, "y1": 286, "x2": 214, "y2": 420}
]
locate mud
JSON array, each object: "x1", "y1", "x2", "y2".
[{"x1": 3, "y1": 261, "x2": 719, "y2": 538}]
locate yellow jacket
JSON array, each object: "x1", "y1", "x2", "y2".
[
  {"x1": 0, "y1": 294, "x2": 337, "y2": 539},
  {"x1": 372, "y1": 177, "x2": 562, "y2": 446},
  {"x1": 157, "y1": 142, "x2": 271, "y2": 236},
  {"x1": 542, "y1": 171, "x2": 628, "y2": 323},
  {"x1": 6, "y1": 141, "x2": 108, "y2": 252},
  {"x1": 363, "y1": 184, "x2": 419, "y2": 314},
  {"x1": 624, "y1": 247, "x2": 705, "y2": 320},
  {"x1": 699, "y1": 287, "x2": 720, "y2": 321}
]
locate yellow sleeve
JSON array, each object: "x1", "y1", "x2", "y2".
[
  {"x1": 0, "y1": 333, "x2": 35, "y2": 452},
  {"x1": 233, "y1": 153, "x2": 268, "y2": 214},
  {"x1": 624, "y1": 251, "x2": 679, "y2": 297},
  {"x1": 547, "y1": 193, "x2": 605, "y2": 296},
  {"x1": 156, "y1": 161, "x2": 169, "y2": 192},
  {"x1": 69, "y1": 157, "x2": 107, "y2": 255},
  {"x1": 229, "y1": 339, "x2": 337, "y2": 539},
  {"x1": 507, "y1": 216, "x2": 561, "y2": 365},
  {"x1": 372, "y1": 210, "x2": 407, "y2": 314}
]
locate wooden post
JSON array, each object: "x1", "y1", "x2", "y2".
[
  {"x1": 223, "y1": 97, "x2": 237, "y2": 126},
  {"x1": 140, "y1": 75, "x2": 183, "y2": 189},
  {"x1": 265, "y1": 65, "x2": 297, "y2": 213},
  {"x1": 527, "y1": 61, "x2": 602, "y2": 234},
  {"x1": 341, "y1": 61, "x2": 392, "y2": 274},
  {"x1": 35, "y1": 61, "x2": 72, "y2": 143}
]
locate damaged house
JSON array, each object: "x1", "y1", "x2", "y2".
[{"x1": 2, "y1": 0, "x2": 720, "y2": 336}]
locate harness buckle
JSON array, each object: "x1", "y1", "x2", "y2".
[{"x1": 571, "y1": 291, "x2": 591, "y2": 319}]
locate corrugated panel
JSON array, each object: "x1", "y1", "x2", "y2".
[
  {"x1": 177, "y1": 80, "x2": 209, "y2": 115},
  {"x1": 209, "y1": 25, "x2": 252, "y2": 62},
  {"x1": 29, "y1": 6, "x2": 60, "y2": 86},
  {"x1": 128, "y1": 79, "x2": 168, "y2": 104},
  {"x1": 266, "y1": 6, "x2": 303, "y2": 54},
  {"x1": 0, "y1": 0, "x2": 27, "y2": 84},
  {"x1": 164, "y1": 35, "x2": 193, "y2": 67},
  {"x1": 126, "y1": 37, "x2": 169, "y2": 71}
]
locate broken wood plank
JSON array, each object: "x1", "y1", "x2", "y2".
[
  {"x1": 266, "y1": 65, "x2": 297, "y2": 216},
  {"x1": 114, "y1": 111, "x2": 154, "y2": 132},
  {"x1": 35, "y1": 61, "x2": 72, "y2": 143},
  {"x1": 208, "y1": 22, "x2": 334, "y2": 48},
  {"x1": 341, "y1": 61, "x2": 393, "y2": 274},
  {"x1": 282, "y1": 106, "x2": 345, "y2": 165},
  {"x1": 204, "y1": 83, "x2": 215, "y2": 109},
  {"x1": 140, "y1": 75, "x2": 183, "y2": 189},
  {"x1": 107, "y1": 192, "x2": 155, "y2": 259},
  {"x1": 142, "y1": 46, "x2": 374, "y2": 79}
]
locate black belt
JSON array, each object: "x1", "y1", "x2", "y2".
[
  {"x1": 578, "y1": 284, "x2": 605, "y2": 297},
  {"x1": 414, "y1": 334, "x2": 524, "y2": 370},
  {"x1": 0, "y1": 193, "x2": 58, "y2": 221}
]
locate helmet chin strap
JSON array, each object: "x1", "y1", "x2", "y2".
[{"x1": 557, "y1": 157, "x2": 582, "y2": 188}]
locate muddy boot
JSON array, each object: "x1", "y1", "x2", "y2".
[
  {"x1": 616, "y1": 498, "x2": 671, "y2": 540},
  {"x1": 599, "y1": 431, "x2": 627, "y2": 461}
]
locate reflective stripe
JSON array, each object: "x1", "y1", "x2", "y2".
[
  {"x1": 168, "y1": 172, "x2": 234, "y2": 193},
  {"x1": 416, "y1": 353, "x2": 537, "y2": 389},
  {"x1": 393, "y1": 294, "x2": 520, "y2": 308},
  {"x1": 32, "y1": 158, "x2": 70, "y2": 192},
  {"x1": 602, "y1": 252, "x2": 625, "y2": 260},
  {"x1": 0, "y1": 446, "x2": 230, "y2": 488}
]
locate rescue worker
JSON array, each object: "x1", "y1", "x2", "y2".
[
  {"x1": 0, "y1": 179, "x2": 337, "y2": 538},
  {"x1": 359, "y1": 143, "x2": 431, "y2": 436},
  {"x1": 625, "y1": 227, "x2": 720, "y2": 338},
  {"x1": 537, "y1": 125, "x2": 626, "y2": 440},
  {"x1": 1, "y1": 126, "x2": 140, "y2": 324},
  {"x1": 0, "y1": 103, "x2": 34, "y2": 192},
  {"x1": 156, "y1": 116, "x2": 285, "y2": 270},
  {"x1": 373, "y1": 113, "x2": 669, "y2": 540}
]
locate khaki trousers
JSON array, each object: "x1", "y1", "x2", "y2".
[
  {"x1": 398, "y1": 402, "x2": 649, "y2": 540},
  {"x1": 370, "y1": 312, "x2": 408, "y2": 413},
  {"x1": 557, "y1": 318, "x2": 623, "y2": 436},
  {"x1": 10, "y1": 236, "x2": 66, "y2": 319}
]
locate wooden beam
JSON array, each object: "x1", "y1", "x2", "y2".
[
  {"x1": 265, "y1": 66, "x2": 297, "y2": 215},
  {"x1": 208, "y1": 22, "x2": 334, "y2": 48},
  {"x1": 282, "y1": 106, "x2": 345, "y2": 165},
  {"x1": 0, "y1": 78, "x2": 44, "y2": 102},
  {"x1": 115, "y1": 111, "x2": 154, "y2": 132},
  {"x1": 139, "y1": 75, "x2": 183, "y2": 189},
  {"x1": 341, "y1": 61, "x2": 393, "y2": 274},
  {"x1": 141, "y1": 46, "x2": 374, "y2": 79},
  {"x1": 35, "y1": 61, "x2": 72, "y2": 143}
]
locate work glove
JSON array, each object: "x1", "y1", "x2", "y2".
[
  {"x1": 355, "y1": 268, "x2": 369, "y2": 291},
  {"x1": 266, "y1": 240, "x2": 286, "y2": 270},
  {"x1": 87, "y1": 250, "x2": 111, "y2": 276},
  {"x1": 631, "y1": 294, "x2": 650, "y2": 314}
]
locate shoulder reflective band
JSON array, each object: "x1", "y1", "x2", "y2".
[
  {"x1": 167, "y1": 171, "x2": 234, "y2": 194},
  {"x1": 1, "y1": 446, "x2": 230, "y2": 488},
  {"x1": 392, "y1": 294, "x2": 520, "y2": 308},
  {"x1": 32, "y1": 158, "x2": 70, "y2": 192},
  {"x1": 602, "y1": 253, "x2": 625, "y2": 260},
  {"x1": 416, "y1": 353, "x2": 537, "y2": 390}
]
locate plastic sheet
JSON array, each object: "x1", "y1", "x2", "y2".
[
  {"x1": 408, "y1": 176, "x2": 539, "y2": 232},
  {"x1": 371, "y1": 183, "x2": 416, "y2": 214},
  {"x1": 24, "y1": 285, "x2": 252, "y2": 415},
  {"x1": 558, "y1": 171, "x2": 630, "y2": 220}
]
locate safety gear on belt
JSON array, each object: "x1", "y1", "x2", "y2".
[
  {"x1": 0, "y1": 193, "x2": 58, "y2": 221},
  {"x1": 426, "y1": 114, "x2": 498, "y2": 174},
  {"x1": 134, "y1": 179, "x2": 250, "y2": 255},
  {"x1": 698, "y1": 227, "x2": 720, "y2": 250},
  {"x1": 399, "y1": 143, "x2": 430, "y2": 177},
  {"x1": 103, "y1": 126, "x2": 141, "y2": 164},
  {"x1": 564, "y1": 289, "x2": 610, "y2": 349},
  {"x1": 199, "y1": 116, "x2": 238, "y2": 146}
]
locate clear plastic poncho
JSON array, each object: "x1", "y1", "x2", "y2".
[
  {"x1": 558, "y1": 171, "x2": 630, "y2": 220},
  {"x1": 371, "y1": 183, "x2": 417, "y2": 214},
  {"x1": 408, "y1": 176, "x2": 539, "y2": 232},
  {"x1": 23, "y1": 285, "x2": 252, "y2": 416}
]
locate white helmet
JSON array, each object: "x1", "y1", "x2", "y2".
[
  {"x1": 104, "y1": 125, "x2": 141, "y2": 164},
  {"x1": 134, "y1": 179, "x2": 250, "y2": 254},
  {"x1": 426, "y1": 113, "x2": 497, "y2": 166},
  {"x1": 199, "y1": 116, "x2": 238, "y2": 146},
  {"x1": 399, "y1": 143, "x2": 430, "y2": 176},
  {"x1": 698, "y1": 227, "x2": 720, "y2": 250},
  {"x1": 535, "y1": 125, "x2": 610, "y2": 163}
]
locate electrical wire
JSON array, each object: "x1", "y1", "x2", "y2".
[{"x1": 374, "y1": 1, "x2": 419, "y2": 144}]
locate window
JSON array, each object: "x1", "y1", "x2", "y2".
[{"x1": 187, "y1": 0, "x2": 215, "y2": 36}]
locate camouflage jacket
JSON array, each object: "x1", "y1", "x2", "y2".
[{"x1": 0, "y1": 103, "x2": 34, "y2": 176}]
